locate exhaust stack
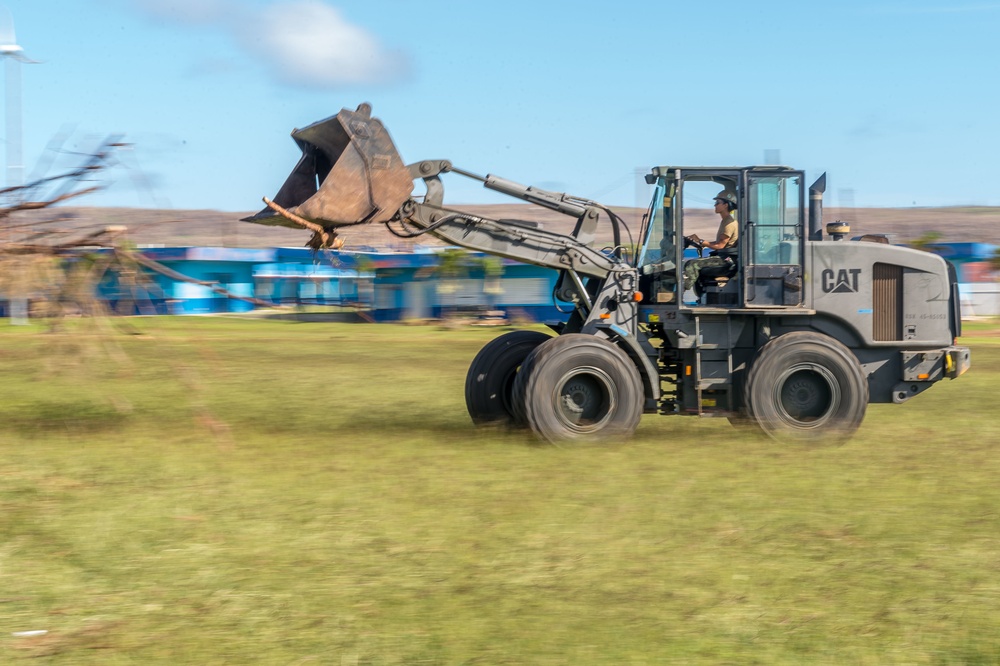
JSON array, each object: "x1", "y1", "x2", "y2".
[
  {"x1": 243, "y1": 103, "x2": 414, "y2": 230},
  {"x1": 808, "y1": 172, "x2": 826, "y2": 241}
]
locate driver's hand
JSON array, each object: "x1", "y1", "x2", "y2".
[{"x1": 686, "y1": 234, "x2": 701, "y2": 244}]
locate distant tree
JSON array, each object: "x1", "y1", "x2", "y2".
[
  {"x1": 989, "y1": 247, "x2": 1000, "y2": 274},
  {"x1": 477, "y1": 256, "x2": 505, "y2": 309},
  {"x1": 425, "y1": 248, "x2": 472, "y2": 322},
  {"x1": 906, "y1": 231, "x2": 945, "y2": 253},
  {"x1": 426, "y1": 249, "x2": 507, "y2": 319},
  {"x1": 432, "y1": 248, "x2": 472, "y2": 296}
]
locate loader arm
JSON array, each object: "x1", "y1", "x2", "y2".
[
  {"x1": 392, "y1": 160, "x2": 621, "y2": 281},
  {"x1": 396, "y1": 204, "x2": 620, "y2": 279}
]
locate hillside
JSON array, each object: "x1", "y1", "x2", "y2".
[{"x1": 16, "y1": 204, "x2": 1000, "y2": 252}]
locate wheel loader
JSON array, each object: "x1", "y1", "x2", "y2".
[{"x1": 244, "y1": 103, "x2": 970, "y2": 444}]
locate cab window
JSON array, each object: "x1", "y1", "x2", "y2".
[{"x1": 748, "y1": 175, "x2": 802, "y2": 265}]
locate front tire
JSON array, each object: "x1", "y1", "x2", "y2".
[
  {"x1": 513, "y1": 334, "x2": 643, "y2": 444},
  {"x1": 745, "y1": 331, "x2": 868, "y2": 443},
  {"x1": 465, "y1": 330, "x2": 551, "y2": 427}
]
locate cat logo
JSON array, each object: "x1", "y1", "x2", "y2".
[{"x1": 821, "y1": 268, "x2": 861, "y2": 293}]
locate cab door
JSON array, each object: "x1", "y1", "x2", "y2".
[{"x1": 742, "y1": 171, "x2": 805, "y2": 307}]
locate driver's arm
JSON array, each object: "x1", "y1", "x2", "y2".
[{"x1": 704, "y1": 234, "x2": 732, "y2": 251}]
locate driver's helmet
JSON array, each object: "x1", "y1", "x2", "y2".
[{"x1": 714, "y1": 190, "x2": 737, "y2": 208}]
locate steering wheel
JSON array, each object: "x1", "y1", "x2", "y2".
[{"x1": 684, "y1": 236, "x2": 705, "y2": 258}]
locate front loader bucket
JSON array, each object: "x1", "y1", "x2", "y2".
[{"x1": 243, "y1": 103, "x2": 413, "y2": 230}]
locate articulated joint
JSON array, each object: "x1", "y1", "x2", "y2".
[
  {"x1": 565, "y1": 270, "x2": 592, "y2": 311},
  {"x1": 407, "y1": 160, "x2": 452, "y2": 179}
]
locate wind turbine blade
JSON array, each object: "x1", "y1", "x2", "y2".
[{"x1": 0, "y1": 6, "x2": 15, "y2": 47}]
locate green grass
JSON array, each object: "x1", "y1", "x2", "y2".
[{"x1": 1, "y1": 316, "x2": 999, "y2": 664}]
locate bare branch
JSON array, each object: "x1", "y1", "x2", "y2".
[
  {"x1": 0, "y1": 186, "x2": 104, "y2": 219},
  {"x1": 262, "y1": 196, "x2": 344, "y2": 250}
]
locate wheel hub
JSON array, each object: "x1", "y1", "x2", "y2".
[
  {"x1": 555, "y1": 368, "x2": 614, "y2": 430},
  {"x1": 775, "y1": 364, "x2": 839, "y2": 427}
]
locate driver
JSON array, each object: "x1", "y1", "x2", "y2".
[{"x1": 683, "y1": 190, "x2": 738, "y2": 298}]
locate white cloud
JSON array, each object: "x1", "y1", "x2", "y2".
[
  {"x1": 128, "y1": 0, "x2": 408, "y2": 89},
  {"x1": 239, "y1": 1, "x2": 408, "y2": 87}
]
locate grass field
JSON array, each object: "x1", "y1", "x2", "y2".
[{"x1": 1, "y1": 316, "x2": 998, "y2": 664}]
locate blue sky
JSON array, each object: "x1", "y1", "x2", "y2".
[{"x1": 2, "y1": 0, "x2": 998, "y2": 212}]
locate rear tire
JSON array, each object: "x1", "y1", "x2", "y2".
[
  {"x1": 465, "y1": 330, "x2": 551, "y2": 427},
  {"x1": 513, "y1": 334, "x2": 643, "y2": 444},
  {"x1": 745, "y1": 331, "x2": 868, "y2": 443}
]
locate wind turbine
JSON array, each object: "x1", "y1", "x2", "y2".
[
  {"x1": 0, "y1": 6, "x2": 37, "y2": 324},
  {"x1": 0, "y1": 6, "x2": 38, "y2": 190}
]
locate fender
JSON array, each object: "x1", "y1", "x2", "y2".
[{"x1": 593, "y1": 322, "x2": 661, "y2": 413}]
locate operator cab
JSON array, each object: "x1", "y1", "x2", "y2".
[{"x1": 638, "y1": 166, "x2": 806, "y2": 309}]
